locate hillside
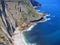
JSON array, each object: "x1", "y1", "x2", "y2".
[{"x1": 0, "y1": 0, "x2": 46, "y2": 45}]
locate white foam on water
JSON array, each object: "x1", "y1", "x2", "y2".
[
  {"x1": 13, "y1": 23, "x2": 37, "y2": 45},
  {"x1": 39, "y1": 16, "x2": 51, "y2": 23},
  {"x1": 44, "y1": 14, "x2": 51, "y2": 21},
  {"x1": 34, "y1": 6, "x2": 37, "y2": 8},
  {"x1": 22, "y1": 23, "x2": 37, "y2": 32},
  {"x1": 37, "y1": 10, "x2": 41, "y2": 12},
  {"x1": 13, "y1": 29, "x2": 27, "y2": 45},
  {"x1": 26, "y1": 23, "x2": 37, "y2": 31},
  {"x1": 28, "y1": 43, "x2": 36, "y2": 45},
  {"x1": 46, "y1": 14, "x2": 50, "y2": 17},
  {"x1": 21, "y1": 32, "x2": 36, "y2": 45},
  {"x1": 47, "y1": 18, "x2": 51, "y2": 20},
  {"x1": 21, "y1": 32, "x2": 28, "y2": 45}
]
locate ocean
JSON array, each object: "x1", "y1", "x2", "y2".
[{"x1": 23, "y1": 0, "x2": 60, "y2": 45}]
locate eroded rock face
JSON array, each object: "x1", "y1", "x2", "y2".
[
  {"x1": 0, "y1": 0, "x2": 46, "y2": 45},
  {"x1": 5, "y1": 0, "x2": 44, "y2": 22}
]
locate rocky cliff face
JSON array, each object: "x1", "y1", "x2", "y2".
[{"x1": 0, "y1": 0, "x2": 46, "y2": 45}]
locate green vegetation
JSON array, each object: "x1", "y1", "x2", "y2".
[
  {"x1": 23, "y1": 0, "x2": 39, "y2": 18},
  {"x1": 28, "y1": 8, "x2": 38, "y2": 17},
  {"x1": 14, "y1": 0, "x2": 42, "y2": 25},
  {"x1": 20, "y1": 17, "x2": 27, "y2": 22},
  {"x1": 0, "y1": 0, "x2": 43, "y2": 44}
]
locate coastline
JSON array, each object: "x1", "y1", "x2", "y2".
[
  {"x1": 21, "y1": 23, "x2": 37, "y2": 45},
  {"x1": 12, "y1": 23, "x2": 37, "y2": 45},
  {"x1": 12, "y1": 28, "x2": 26, "y2": 45},
  {"x1": 12, "y1": 1, "x2": 49, "y2": 45},
  {"x1": 20, "y1": 23, "x2": 37, "y2": 45},
  {"x1": 12, "y1": 13, "x2": 49, "y2": 45},
  {"x1": 20, "y1": 14, "x2": 50, "y2": 45}
]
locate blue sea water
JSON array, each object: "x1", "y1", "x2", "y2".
[
  {"x1": 23, "y1": 0, "x2": 60, "y2": 45},
  {"x1": 1, "y1": 0, "x2": 60, "y2": 45}
]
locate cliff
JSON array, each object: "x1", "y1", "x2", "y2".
[{"x1": 0, "y1": 0, "x2": 46, "y2": 45}]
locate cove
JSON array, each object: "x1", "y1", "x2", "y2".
[{"x1": 23, "y1": 0, "x2": 60, "y2": 45}]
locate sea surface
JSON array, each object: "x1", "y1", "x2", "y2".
[{"x1": 23, "y1": 0, "x2": 60, "y2": 45}]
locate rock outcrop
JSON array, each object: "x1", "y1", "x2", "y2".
[{"x1": 30, "y1": 0, "x2": 41, "y2": 6}]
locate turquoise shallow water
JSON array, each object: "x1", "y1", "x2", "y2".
[{"x1": 23, "y1": 0, "x2": 60, "y2": 45}]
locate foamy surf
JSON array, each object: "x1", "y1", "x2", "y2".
[
  {"x1": 12, "y1": 17, "x2": 50, "y2": 45},
  {"x1": 26, "y1": 23, "x2": 37, "y2": 31},
  {"x1": 46, "y1": 14, "x2": 50, "y2": 16},
  {"x1": 21, "y1": 32, "x2": 36, "y2": 45},
  {"x1": 12, "y1": 23, "x2": 37, "y2": 45},
  {"x1": 37, "y1": 10, "x2": 41, "y2": 12}
]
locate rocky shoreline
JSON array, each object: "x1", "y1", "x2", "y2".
[{"x1": 0, "y1": 0, "x2": 47, "y2": 45}]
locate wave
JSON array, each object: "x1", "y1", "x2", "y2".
[{"x1": 22, "y1": 23, "x2": 37, "y2": 32}]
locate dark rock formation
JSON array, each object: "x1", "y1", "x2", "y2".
[
  {"x1": 0, "y1": 43, "x2": 6, "y2": 45},
  {"x1": 30, "y1": 0, "x2": 41, "y2": 6},
  {"x1": 30, "y1": 17, "x2": 43, "y2": 23}
]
